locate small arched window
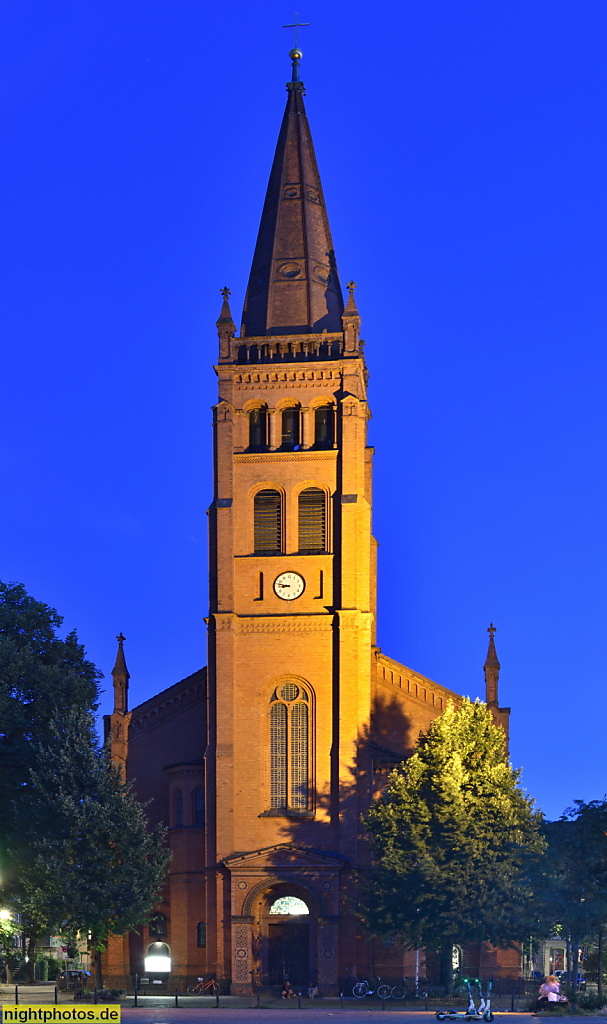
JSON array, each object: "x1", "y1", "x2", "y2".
[
  {"x1": 149, "y1": 914, "x2": 167, "y2": 937},
  {"x1": 193, "y1": 787, "x2": 205, "y2": 827},
  {"x1": 254, "y1": 489, "x2": 282, "y2": 554},
  {"x1": 281, "y1": 407, "x2": 300, "y2": 449},
  {"x1": 314, "y1": 405, "x2": 334, "y2": 448},
  {"x1": 249, "y1": 408, "x2": 267, "y2": 450},
  {"x1": 197, "y1": 922, "x2": 207, "y2": 948},
  {"x1": 298, "y1": 488, "x2": 326, "y2": 553},
  {"x1": 269, "y1": 682, "x2": 310, "y2": 811},
  {"x1": 173, "y1": 790, "x2": 183, "y2": 828}
]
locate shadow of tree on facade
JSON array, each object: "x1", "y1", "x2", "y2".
[{"x1": 249, "y1": 687, "x2": 415, "y2": 989}]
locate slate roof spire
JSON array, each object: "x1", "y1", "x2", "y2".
[{"x1": 241, "y1": 49, "x2": 344, "y2": 338}]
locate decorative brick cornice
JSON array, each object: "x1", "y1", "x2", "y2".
[
  {"x1": 164, "y1": 765, "x2": 204, "y2": 779},
  {"x1": 234, "y1": 451, "x2": 337, "y2": 464},
  {"x1": 375, "y1": 650, "x2": 462, "y2": 711},
  {"x1": 130, "y1": 681, "x2": 205, "y2": 736},
  {"x1": 237, "y1": 615, "x2": 333, "y2": 634}
]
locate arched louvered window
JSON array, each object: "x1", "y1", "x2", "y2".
[
  {"x1": 298, "y1": 488, "x2": 326, "y2": 553},
  {"x1": 173, "y1": 790, "x2": 183, "y2": 828},
  {"x1": 314, "y1": 405, "x2": 334, "y2": 448},
  {"x1": 269, "y1": 682, "x2": 310, "y2": 811},
  {"x1": 249, "y1": 408, "x2": 267, "y2": 450},
  {"x1": 281, "y1": 407, "x2": 300, "y2": 449},
  {"x1": 254, "y1": 489, "x2": 282, "y2": 554},
  {"x1": 197, "y1": 922, "x2": 207, "y2": 948},
  {"x1": 193, "y1": 787, "x2": 205, "y2": 827}
]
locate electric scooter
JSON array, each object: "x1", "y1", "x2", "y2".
[{"x1": 436, "y1": 978, "x2": 493, "y2": 1022}]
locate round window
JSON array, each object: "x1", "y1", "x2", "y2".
[{"x1": 279, "y1": 683, "x2": 299, "y2": 701}]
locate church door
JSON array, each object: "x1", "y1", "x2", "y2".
[{"x1": 268, "y1": 922, "x2": 309, "y2": 986}]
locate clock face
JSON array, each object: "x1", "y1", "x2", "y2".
[{"x1": 274, "y1": 571, "x2": 305, "y2": 601}]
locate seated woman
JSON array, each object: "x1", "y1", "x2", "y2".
[
  {"x1": 281, "y1": 980, "x2": 296, "y2": 999},
  {"x1": 535, "y1": 975, "x2": 568, "y2": 1011}
]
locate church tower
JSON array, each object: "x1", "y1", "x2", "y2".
[
  {"x1": 103, "y1": 44, "x2": 516, "y2": 993},
  {"x1": 205, "y1": 47, "x2": 376, "y2": 993}
]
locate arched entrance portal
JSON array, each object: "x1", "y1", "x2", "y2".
[{"x1": 259, "y1": 887, "x2": 316, "y2": 987}]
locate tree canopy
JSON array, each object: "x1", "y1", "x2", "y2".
[
  {"x1": 0, "y1": 581, "x2": 169, "y2": 986},
  {"x1": 0, "y1": 581, "x2": 101, "y2": 841},
  {"x1": 359, "y1": 699, "x2": 546, "y2": 989},
  {"x1": 12, "y1": 708, "x2": 169, "y2": 985},
  {"x1": 539, "y1": 800, "x2": 607, "y2": 995}
]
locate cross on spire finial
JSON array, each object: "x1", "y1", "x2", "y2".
[
  {"x1": 487, "y1": 623, "x2": 496, "y2": 638},
  {"x1": 346, "y1": 280, "x2": 357, "y2": 293},
  {"x1": 283, "y1": 13, "x2": 309, "y2": 49},
  {"x1": 116, "y1": 632, "x2": 126, "y2": 645},
  {"x1": 220, "y1": 286, "x2": 231, "y2": 299}
]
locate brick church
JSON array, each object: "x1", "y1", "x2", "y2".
[{"x1": 104, "y1": 48, "x2": 512, "y2": 994}]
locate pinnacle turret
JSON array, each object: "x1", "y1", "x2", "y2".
[
  {"x1": 216, "y1": 286, "x2": 236, "y2": 361},
  {"x1": 112, "y1": 632, "x2": 129, "y2": 714},
  {"x1": 484, "y1": 623, "x2": 500, "y2": 707}
]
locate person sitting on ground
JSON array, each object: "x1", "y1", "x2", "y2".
[
  {"x1": 281, "y1": 980, "x2": 296, "y2": 998},
  {"x1": 307, "y1": 981, "x2": 319, "y2": 999}
]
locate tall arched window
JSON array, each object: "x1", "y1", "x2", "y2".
[
  {"x1": 254, "y1": 489, "x2": 282, "y2": 554},
  {"x1": 281, "y1": 407, "x2": 300, "y2": 449},
  {"x1": 269, "y1": 683, "x2": 310, "y2": 811},
  {"x1": 173, "y1": 790, "x2": 183, "y2": 827},
  {"x1": 197, "y1": 922, "x2": 207, "y2": 948},
  {"x1": 314, "y1": 405, "x2": 334, "y2": 448},
  {"x1": 193, "y1": 787, "x2": 205, "y2": 827},
  {"x1": 298, "y1": 488, "x2": 326, "y2": 553},
  {"x1": 249, "y1": 408, "x2": 267, "y2": 450}
]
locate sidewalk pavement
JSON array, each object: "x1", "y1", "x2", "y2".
[{"x1": 0, "y1": 986, "x2": 72, "y2": 1005}]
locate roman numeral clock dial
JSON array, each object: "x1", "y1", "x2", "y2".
[{"x1": 273, "y1": 571, "x2": 305, "y2": 600}]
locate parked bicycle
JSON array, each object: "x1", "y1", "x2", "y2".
[
  {"x1": 378, "y1": 980, "x2": 408, "y2": 1000},
  {"x1": 353, "y1": 979, "x2": 375, "y2": 998},
  {"x1": 187, "y1": 977, "x2": 219, "y2": 995},
  {"x1": 353, "y1": 977, "x2": 408, "y2": 999}
]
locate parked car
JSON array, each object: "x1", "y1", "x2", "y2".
[
  {"x1": 59, "y1": 970, "x2": 91, "y2": 983},
  {"x1": 554, "y1": 971, "x2": 585, "y2": 988}
]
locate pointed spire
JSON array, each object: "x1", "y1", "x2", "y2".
[
  {"x1": 342, "y1": 280, "x2": 362, "y2": 354},
  {"x1": 484, "y1": 623, "x2": 500, "y2": 707},
  {"x1": 217, "y1": 286, "x2": 236, "y2": 362},
  {"x1": 343, "y1": 280, "x2": 359, "y2": 315},
  {"x1": 112, "y1": 632, "x2": 129, "y2": 714},
  {"x1": 241, "y1": 50, "x2": 343, "y2": 338}
]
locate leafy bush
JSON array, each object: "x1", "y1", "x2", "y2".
[{"x1": 575, "y1": 991, "x2": 607, "y2": 1011}]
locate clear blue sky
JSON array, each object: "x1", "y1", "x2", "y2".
[{"x1": 2, "y1": 0, "x2": 606, "y2": 821}]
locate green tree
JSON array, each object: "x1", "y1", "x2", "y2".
[
  {"x1": 541, "y1": 801, "x2": 607, "y2": 997},
  {"x1": 12, "y1": 709, "x2": 170, "y2": 988},
  {"x1": 359, "y1": 699, "x2": 546, "y2": 992},
  {"x1": 0, "y1": 912, "x2": 21, "y2": 984},
  {"x1": 0, "y1": 580, "x2": 102, "y2": 978},
  {"x1": 0, "y1": 580, "x2": 101, "y2": 832}
]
